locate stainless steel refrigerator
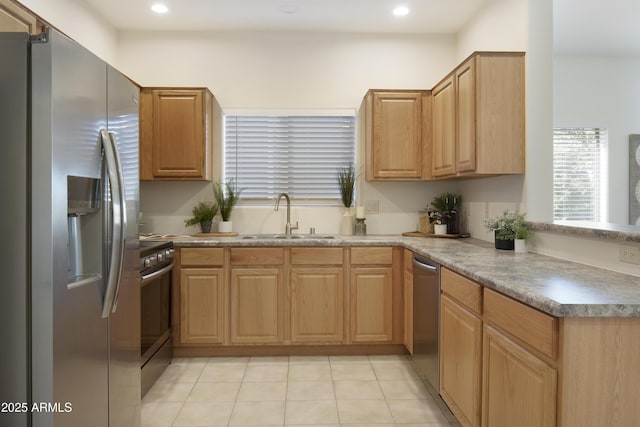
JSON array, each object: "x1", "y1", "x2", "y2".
[{"x1": 0, "y1": 28, "x2": 140, "y2": 427}]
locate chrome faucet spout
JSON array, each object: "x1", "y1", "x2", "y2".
[{"x1": 274, "y1": 193, "x2": 298, "y2": 235}]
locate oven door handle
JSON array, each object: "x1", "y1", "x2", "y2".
[{"x1": 141, "y1": 262, "x2": 174, "y2": 287}]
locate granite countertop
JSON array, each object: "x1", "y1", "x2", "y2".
[{"x1": 154, "y1": 234, "x2": 640, "y2": 318}]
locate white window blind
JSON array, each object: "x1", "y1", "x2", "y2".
[
  {"x1": 224, "y1": 114, "x2": 356, "y2": 202},
  {"x1": 553, "y1": 127, "x2": 606, "y2": 221}
]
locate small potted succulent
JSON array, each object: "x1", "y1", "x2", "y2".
[
  {"x1": 184, "y1": 201, "x2": 218, "y2": 233},
  {"x1": 213, "y1": 179, "x2": 242, "y2": 233},
  {"x1": 484, "y1": 210, "x2": 526, "y2": 250}
]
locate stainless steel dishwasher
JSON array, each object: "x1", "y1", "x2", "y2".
[{"x1": 412, "y1": 256, "x2": 440, "y2": 393}]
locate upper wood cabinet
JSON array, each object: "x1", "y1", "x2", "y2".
[
  {"x1": 140, "y1": 87, "x2": 220, "y2": 181},
  {"x1": 432, "y1": 76, "x2": 456, "y2": 178},
  {"x1": 361, "y1": 90, "x2": 431, "y2": 181},
  {"x1": 0, "y1": 0, "x2": 44, "y2": 34},
  {"x1": 433, "y1": 52, "x2": 525, "y2": 178}
]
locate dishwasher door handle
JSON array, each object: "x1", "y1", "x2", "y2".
[{"x1": 413, "y1": 257, "x2": 438, "y2": 271}]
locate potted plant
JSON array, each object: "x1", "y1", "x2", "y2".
[
  {"x1": 429, "y1": 193, "x2": 462, "y2": 234},
  {"x1": 184, "y1": 201, "x2": 218, "y2": 233},
  {"x1": 213, "y1": 179, "x2": 242, "y2": 233},
  {"x1": 427, "y1": 209, "x2": 448, "y2": 234},
  {"x1": 337, "y1": 165, "x2": 356, "y2": 235},
  {"x1": 514, "y1": 223, "x2": 529, "y2": 253},
  {"x1": 484, "y1": 210, "x2": 526, "y2": 250}
]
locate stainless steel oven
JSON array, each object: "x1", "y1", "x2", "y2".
[{"x1": 140, "y1": 240, "x2": 174, "y2": 397}]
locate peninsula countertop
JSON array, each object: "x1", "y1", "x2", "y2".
[{"x1": 151, "y1": 234, "x2": 640, "y2": 318}]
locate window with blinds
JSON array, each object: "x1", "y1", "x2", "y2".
[
  {"x1": 224, "y1": 114, "x2": 356, "y2": 203},
  {"x1": 553, "y1": 127, "x2": 606, "y2": 221}
]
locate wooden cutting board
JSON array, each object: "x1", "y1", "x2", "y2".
[{"x1": 402, "y1": 231, "x2": 470, "y2": 238}]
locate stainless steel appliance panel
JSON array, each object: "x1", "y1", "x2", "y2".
[
  {"x1": 31, "y1": 29, "x2": 108, "y2": 427},
  {"x1": 107, "y1": 65, "x2": 141, "y2": 427},
  {"x1": 33, "y1": 29, "x2": 109, "y2": 427},
  {"x1": 412, "y1": 257, "x2": 440, "y2": 392},
  {"x1": 1, "y1": 27, "x2": 140, "y2": 427},
  {"x1": 0, "y1": 31, "x2": 30, "y2": 427}
]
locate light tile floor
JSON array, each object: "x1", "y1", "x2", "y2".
[{"x1": 142, "y1": 354, "x2": 461, "y2": 427}]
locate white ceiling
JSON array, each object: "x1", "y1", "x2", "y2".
[
  {"x1": 77, "y1": 0, "x2": 489, "y2": 34},
  {"x1": 76, "y1": 0, "x2": 640, "y2": 56}
]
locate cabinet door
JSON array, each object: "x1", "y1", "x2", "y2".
[
  {"x1": 141, "y1": 88, "x2": 211, "y2": 180},
  {"x1": 440, "y1": 295, "x2": 482, "y2": 427},
  {"x1": 179, "y1": 268, "x2": 224, "y2": 344},
  {"x1": 290, "y1": 267, "x2": 344, "y2": 343},
  {"x1": 230, "y1": 268, "x2": 283, "y2": 344},
  {"x1": 432, "y1": 76, "x2": 456, "y2": 177},
  {"x1": 370, "y1": 92, "x2": 422, "y2": 180},
  {"x1": 455, "y1": 58, "x2": 477, "y2": 173},
  {"x1": 482, "y1": 325, "x2": 557, "y2": 427},
  {"x1": 350, "y1": 267, "x2": 393, "y2": 342}
]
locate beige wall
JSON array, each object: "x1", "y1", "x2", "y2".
[
  {"x1": 118, "y1": 31, "x2": 460, "y2": 235},
  {"x1": 18, "y1": 0, "x2": 119, "y2": 65}
]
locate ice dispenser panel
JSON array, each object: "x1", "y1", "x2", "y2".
[{"x1": 67, "y1": 176, "x2": 102, "y2": 291}]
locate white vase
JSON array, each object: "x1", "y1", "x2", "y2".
[
  {"x1": 434, "y1": 224, "x2": 447, "y2": 235},
  {"x1": 218, "y1": 220, "x2": 233, "y2": 233},
  {"x1": 340, "y1": 207, "x2": 354, "y2": 235},
  {"x1": 514, "y1": 238, "x2": 527, "y2": 253}
]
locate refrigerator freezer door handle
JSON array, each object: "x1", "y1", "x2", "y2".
[{"x1": 100, "y1": 129, "x2": 127, "y2": 318}]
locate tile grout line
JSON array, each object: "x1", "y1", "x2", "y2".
[{"x1": 369, "y1": 354, "x2": 399, "y2": 425}]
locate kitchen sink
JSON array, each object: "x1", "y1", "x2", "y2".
[{"x1": 240, "y1": 234, "x2": 335, "y2": 240}]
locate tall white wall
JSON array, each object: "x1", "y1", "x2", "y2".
[
  {"x1": 554, "y1": 55, "x2": 640, "y2": 224},
  {"x1": 18, "y1": 0, "x2": 119, "y2": 65},
  {"x1": 456, "y1": 0, "x2": 527, "y2": 61},
  {"x1": 117, "y1": 31, "x2": 460, "y2": 235},
  {"x1": 454, "y1": 0, "x2": 532, "y2": 241}
]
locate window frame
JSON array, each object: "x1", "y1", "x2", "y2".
[
  {"x1": 223, "y1": 109, "x2": 357, "y2": 206},
  {"x1": 552, "y1": 126, "x2": 608, "y2": 222}
]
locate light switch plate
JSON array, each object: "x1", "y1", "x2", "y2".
[{"x1": 365, "y1": 200, "x2": 379, "y2": 215}]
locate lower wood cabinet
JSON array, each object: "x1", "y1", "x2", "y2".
[
  {"x1": 290, "y1": 267, "x2": 344, "y2": 343},
  {"x1": 230, "y1": 267, "x2": 284, "y2": 344},
  {"x1": 350, "y1": 267, "x2": 393, "y2": 342},
  {"x1": 175, "y1": 246, "x2": 401, "y2": 350},
  {"x1": 482, "y1": 325, "x2": 557, "y2": 427},
  {"x1": 179, "y1": 268, "x2": 225, "y2": 344},
  {"x1": 440, "y1": 294, "x2": 482, "y2": 427}
]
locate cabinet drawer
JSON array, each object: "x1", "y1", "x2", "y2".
[
  {"x1": 484, "y1": 288, "x2": 558, "y2": 359},
  {"x1": 291, "y1": 247, "x2": 343, "y2": 265},
  {"x1": 180, "y1": 248, "x2": 224, "y2": 267},
  {"x1": 441, "y1": 268, "x2": 482, "y2": 315},
  {"x1": 351, "y1": 247, "x2": 392, "y2": 265},
  {"x1": 404, "y1": 249, "x2": 413, "y2": 271},
  {"x1": 231, "y1": 248, "x2": 284, "y2": 265}
]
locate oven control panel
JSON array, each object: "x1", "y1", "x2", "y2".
[{"x1": 143, "y1": 248, "x2": 174, "y2": 268}]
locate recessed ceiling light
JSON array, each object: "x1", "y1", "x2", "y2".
[
  {"x1": 151, "y1": 3, "x2": 169, "y2": 14},
  {"x1": 393, "y1": 6, "x2": 410, "y2": 16}
]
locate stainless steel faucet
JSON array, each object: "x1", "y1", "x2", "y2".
[{"x1": 274, "y1": 193, "x2": 298, "y2": 235}]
